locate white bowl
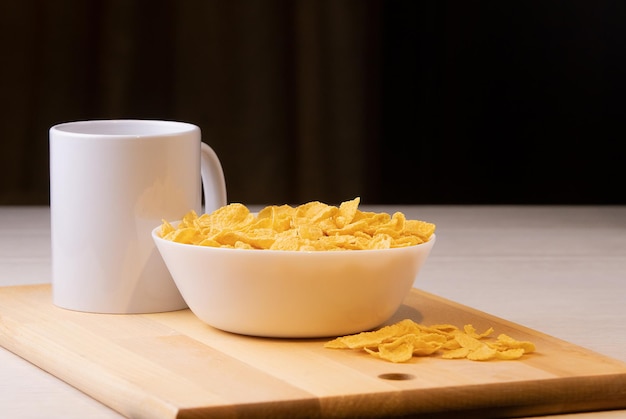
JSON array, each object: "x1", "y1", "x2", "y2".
[{"x1": 152, "y1": 225, "x2": 435, "y2": 338}]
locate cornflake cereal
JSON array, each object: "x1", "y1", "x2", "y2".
[
  {"x1": 158, "y1": 197, "x2": 435, "y2": 251},
  {"x1": 325, "y1": 319, "x2": 536, "y2": 363}
]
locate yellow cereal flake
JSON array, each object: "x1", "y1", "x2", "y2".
[
  {"x1": 325, "y1": 319, "x2": 536, "y2": 363},
  {"x1": 365, "y1": 336, "x2": 416, "y2": 363},
  {"x1": 159, "y1": 197, "x2": 435, "y2": 251},
  {"x1": 490, "y1": 334, "x2": 536, "y2": 354},
  {"x1": 463, "y1": 324, "x2": 494, "y2": 339}
]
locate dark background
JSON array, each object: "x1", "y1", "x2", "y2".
[
  {"x1": 381, "y1": 1, "x2": 625, "y2": 205},
  {"x1": 2, "y1": 1, "x2": 624, "y2": 206}
]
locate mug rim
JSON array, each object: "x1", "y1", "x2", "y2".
[{"x1": 50, "y1": 119, "x2": 198, "y2": 137}]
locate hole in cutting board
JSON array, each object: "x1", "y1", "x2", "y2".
[{"x1": 378, "y1": 373, "x2": 415, "y2": 381}]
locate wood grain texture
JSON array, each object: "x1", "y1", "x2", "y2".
[{"x1": 1, "y1": 284, "x2": 625, "y2": 419}]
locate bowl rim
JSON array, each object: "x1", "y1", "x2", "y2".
[{"x1": 151, "y1": 223, "x2": 435, "y2": 256}]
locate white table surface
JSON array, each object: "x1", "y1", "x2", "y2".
[{"x1": 1, "y1": 205, "x2": 625, "y2": 419}]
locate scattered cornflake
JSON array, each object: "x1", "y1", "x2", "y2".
[{"x1": 325, "y1": 319, "x2": 536, "y2": 363}]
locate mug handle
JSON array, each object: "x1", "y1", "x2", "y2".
[{"x1": 200, "y1": 142, "x2": 228, "y2": 213}]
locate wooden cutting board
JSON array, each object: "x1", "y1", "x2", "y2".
[{"x1": 1, "y1": 284, "x2": 625, "y2": 418}]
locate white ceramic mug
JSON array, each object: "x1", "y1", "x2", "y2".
[{"x1": 49, "y1": 119, "x2": 227, "y2": 313}]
